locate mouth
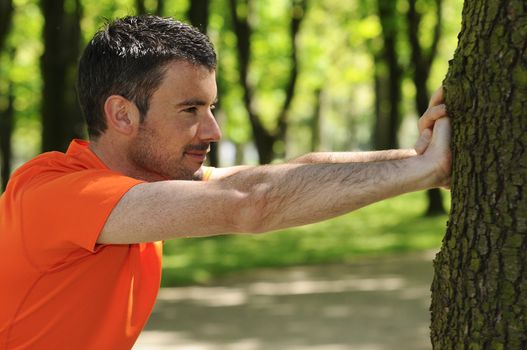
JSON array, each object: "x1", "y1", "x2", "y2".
[{"x1": 184, "y1": 149, "x2": 209, "y2": 163}]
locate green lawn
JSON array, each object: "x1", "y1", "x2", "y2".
[{"x1": 161, "y1": 190, "x2": 450, "y2": 286}]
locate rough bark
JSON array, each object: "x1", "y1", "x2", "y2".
[
  {"x1": 406, "y1": 0, "x2": 446, "y2": 216},
  {"x1": 430, "y1": 1, "x2": 527, "y2": 348},
  {"x1": 40, "y1": 0, "x2": 84, "y2": 152}
]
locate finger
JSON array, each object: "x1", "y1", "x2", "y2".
[
  {"x1": 430, "y1": 117, "x2": 452, "y2": 146},
  {"x1": 418, "y1": 104, "x2": 447, "y2": 133},
  {"x1": 428, "y1": 86, "x2": 445, "y2": 108},
  {"x1": 414, "y1": 128, "x2": 432, "y2": 155}
]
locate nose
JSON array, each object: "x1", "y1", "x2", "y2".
[{"x1": 199, "y1": 110, "x2": 222, "y2": 142}]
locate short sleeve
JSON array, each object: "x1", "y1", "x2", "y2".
[
  {"x1": 20, "y1": 170, "x2": 143, "y2": 268},
  {"x1": 202, "y1": 166, "x2": 214, "y2": 181}
]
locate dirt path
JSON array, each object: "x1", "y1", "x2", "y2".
[{"x1": 134, "y1": 251, "x2": 438, "y2": 350}]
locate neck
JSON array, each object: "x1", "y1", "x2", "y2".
[{"x1": 88, "y1": 136, "x2": 156, "y2": 182}]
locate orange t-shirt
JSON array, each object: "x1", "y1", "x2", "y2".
[{"x1": 0, "y1": 140, "x2": 162, "y2": 349}]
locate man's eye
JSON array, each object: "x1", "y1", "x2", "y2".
[
  {"x1": 210, "y1": 104, "x2": 216, "y2": 111},
  {"x1": 184, "y1": 107, "x2": 198, "y2": 113}
]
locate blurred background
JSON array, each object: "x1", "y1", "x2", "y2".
[{"x1": 1, "y1": 0, "x2": 462, "y2": 348}]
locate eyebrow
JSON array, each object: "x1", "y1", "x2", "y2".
[{"x1": 175, "y1": 97, "x2": 218, "y2": 107}]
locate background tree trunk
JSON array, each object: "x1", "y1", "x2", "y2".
[
  {"x1": 0, "y1": 0, "x2": 13, "y2": 51},
  {"x1": 136, "y1": 0, "x2": 147, "y2": 15},
  {"x1": 0, "y1": 80, "x2": 14, "y2": 191},
  {"x1": 373, "y1": 0, "x2": 403, "y2": 150},
  {"x1": 187, "y1": 0, "x2": 220, "y2": 167},
  {"x1": 40, "y1": 0, "x2": 84, "y2": 152},
  {"x1": 188, "y1": 0, "x2": 210, "y2": 33},
  {"x1": 228, "y1": 0, "x2": 306, "y2": 164},
  {"x1": 430, "y1": 1, "x2": 527, "y2": 348},
  {"x1": 136, "y1": 0, "x2": 164, "y2": 15},
  {"x1": 406, "y1": 0, "x2": 446, "y2": 216},
  {"x1": 310, "y1": 88, "x2": 322, "y2": 152},
  {"x1": 0, "y1": 0, "x2": 14, "y2": 190}
]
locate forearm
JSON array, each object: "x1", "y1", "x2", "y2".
[
  {"x1": 289, "y1": 149, "x2": 417, "y2": 164},
  {"x1": 220, "y1": 154, "x2": 436, "y2": 233},
  {"x1": 208, "y1": 150, "x2": 417, "y2": 180}
]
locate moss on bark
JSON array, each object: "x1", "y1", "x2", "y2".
[{"x1": 430, "y1": 1, "x2": 527, "y2": 348}]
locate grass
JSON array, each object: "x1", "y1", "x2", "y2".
[{"x1": 161, "y1": 190, "x2": 450, "y2": 286}]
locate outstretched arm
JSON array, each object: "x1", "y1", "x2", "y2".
[
  {"x1": 209, "y1": 88, "x2": 446, "y2": 180},
  {"x1": 97, "y1": 116, "x2": 450, "y2": 244}
]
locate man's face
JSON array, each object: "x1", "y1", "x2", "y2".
[{"x1": 128, "y1": 60, "x2": 221, "y2": 181}]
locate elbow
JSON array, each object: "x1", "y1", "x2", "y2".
[{"x1": 228, "y1": 184, "x2": 274, "y2": 234}]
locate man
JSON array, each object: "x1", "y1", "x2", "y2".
[{"x1": 0, "y1": 15, "x2": 450, "y2": 349}]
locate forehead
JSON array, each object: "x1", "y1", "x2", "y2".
[
  {"x1": 160, "y1": 60, "x2": 216, "y2": 89},
  {"x1": 150, "y1": 60, "x2": 217, "y2": 105}
]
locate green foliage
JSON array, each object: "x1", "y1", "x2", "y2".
[
  {"x1": 161, "y1": 190, "x2": 450, "y2": 286},
  {"x1": 6, "y1": 0, "x2": 43, "y2": 165},
  {"x1": 3, "y1": 0, "x2": 463, "y2": 168}
]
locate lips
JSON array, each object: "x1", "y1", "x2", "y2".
[{"x1": 184, "y1": 150, "x2": 208, "y2": 162}]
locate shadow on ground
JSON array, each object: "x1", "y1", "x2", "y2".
[{"x1": 134, "y1": 251, "x2": 437, "y2": 350}]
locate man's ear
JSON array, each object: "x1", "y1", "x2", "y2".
[{"x1": 103, "y1": 95, "x2": 140, "y2": 136}]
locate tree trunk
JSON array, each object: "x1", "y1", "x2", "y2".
[
  {"x1": 0, "y1": 80, "x2": 14, "y2": 191},
  {"x1": 406, "y1": 0, "x2": 446, "y2": 216},
  {"x1": 430, "y1": 1, "x2": 527, "y2": 348},
  {"x1": 136, "y1": 0, "x2": 146, "y2": 15},
  {"x1": 274, "y1": 0, "x2": 306, "y2": 160},
  {"x1": 40, "y1": 0, "x2": 84, "y2": 152},
  {"x1": 310, "y1": 88, "x2": 322, "y2": 152},
  {"x1": 156, "y1": 0, "x2": 164, "y2": 16},
  {"x1": 136, "y1": 0, "x2": 164, "y2": 15},
  {"x1": 228, "y1": 0, "x2": 306, "y2": 164},
  {"x1": 0, "y1": 0, "x2": 14, "y2": 52},
  {"x1": 186, "y1": 0, "x2": 220, "y2": 167},
  {"x1": 374, "y1": 0, "x2": 403, "y2": 150},
  {"x1": 188, "y1": 0, "x2": 210, "y2": 33},
  {"x1": 0, "y1": 0, "x2": 14, "y2": 191}
]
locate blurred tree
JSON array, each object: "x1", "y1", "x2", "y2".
[
  {"x1": 188, "y1": 0, "x2": 210, "y2": 33},
  {"x1": 40, "y1": 0, "x2": 84, "y2": 152},
  {"x1": 374, "y1": 0, "x2": 403, "y2": 150},
  {"x1": 136, "y1": 0, "x2": 164, "y2": 15},
  {"x1": 406, "y1": 0, "x2": 446, "y2": 216},
  {"x1": 0, "y1": 80, "x2": 14, "y2": 192},
  {"x1": 0, "y1": 0, "x2": 14, "y2": 190},
  {"x1": 310, "y1": 88, "x2": 322, "y2": 152},
  {"x1": 228, "y1": 0, "x2": 307, "y2": 164},
  {"x1": 187, "y1": 0, "x2": 221, "y2": 167},
  {"x1": 136, "y1": 0, "x2": 146, "y2": 14},
  {"x1": 430, "y1": 0, "x2": 527, "y2": 347},
  {"x1": 0, "y1": 0, "x2": 13, "y2": 51}
]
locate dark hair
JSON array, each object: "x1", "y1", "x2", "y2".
[{"x1": 76, "y1": 15, "x2": 217, "y2": 138}]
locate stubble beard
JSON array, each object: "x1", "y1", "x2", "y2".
[{"x1": 129, "y1": 126, "x2": 196, "y2": 181}]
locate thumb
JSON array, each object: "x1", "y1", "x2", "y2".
[
  {"x1": 414, "y1": 128, "x2": 432, "y2": 155},
  {"x1": 429, "y1": 117, "x2": 452, "y2": 148}
]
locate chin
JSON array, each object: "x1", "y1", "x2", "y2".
[{"x1": 168, "y1": 167, "x2": 199, "y2": 181}]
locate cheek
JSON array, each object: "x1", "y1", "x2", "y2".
[{"x1": 174, "y1": 120, "x2": 200, "y2": 141}]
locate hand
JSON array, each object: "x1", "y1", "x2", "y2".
[
  {"x1": 422, "y1": 117, "x2": 452, "y2": 189},
  {"x1": 414, "y1": 87, "x2": 447, "y2": 155}
]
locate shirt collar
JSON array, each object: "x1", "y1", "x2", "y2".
[{"x1": 65, "y1": 139, "x2": 109, "y2": 170}]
